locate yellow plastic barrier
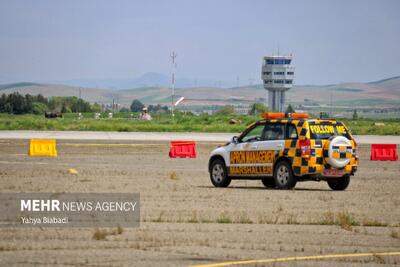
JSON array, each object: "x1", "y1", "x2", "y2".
[{"x1": 28, "y1": 139, "x2": 58, "y2": 157}]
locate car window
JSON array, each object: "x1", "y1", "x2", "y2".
[
  {"x1": 241, "y1": 124, "x2": 265, "y2": 142},
  {"x1": 309, "y1": 122, "x2": 351, "y2": 139},
  {"x1": 264, "y1": 123, "x2": 285, "y2": 140},
  {"x1": 287, "y1": 124, "x2": 298, "y2": 139}
]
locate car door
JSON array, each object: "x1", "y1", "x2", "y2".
[
  {"x1": 229, "y1": 123, "x2": 270, "y2": 176},
  {"x1": 255, "y1": 122, "x2": 286, "y2": 175},
  {"x1": 258, "y1": 122, "x2": 286, "y2": 150}
]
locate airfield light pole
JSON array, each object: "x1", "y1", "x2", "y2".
[{"x1": 170, "y1": 51, "x2": 177, "y2": 118}]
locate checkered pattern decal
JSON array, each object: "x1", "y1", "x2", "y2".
[
  {"x1": 279, "y1": 138, "x2": 324, "y2": 176},
  {"x1": 274, "y1": 119, "x2": 312, "y2": 175},
  {"x1": 331, "y1": 145, "x2": 353, "y2": 159},
  {"x1": 269, "y1": 119, "x2": 358, "y2": 176}
]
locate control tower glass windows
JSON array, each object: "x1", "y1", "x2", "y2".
[
  {"x1": 287, "y1": 72, "x2": 294, "y2": 75},
  {"x1": 285, "y1": 80, "x2": 293, "y2": 84},
  {"x1": 274, "y1": 80, "x2": 284, "y2": 84},
  {"x1": 263, "y1": 71, "x2": 271, "y2": 75},
  {"x1": 274, "y1": 71, "x2": 285, "y2": 75},
  {"x1": 264, "y1": 80, "x2": 273, "y2": 84},
  {"x1": 265, "y1": 59, "x2": 292, "y2": 65}
]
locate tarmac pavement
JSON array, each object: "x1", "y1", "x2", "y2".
[{"x1": 0, "y1": 130, "x2": 399, "y2": 144}]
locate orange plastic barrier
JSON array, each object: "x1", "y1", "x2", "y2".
[
  {"x1": 28, "y1": 139, "x2": 58, "y2": 157},
  {"x1": 169, "y1": 141, "x2": 196, "y2": 158},
  {"x1": 370, "y1": 144, "x2": 398, "y2": 161}
]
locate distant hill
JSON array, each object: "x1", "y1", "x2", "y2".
[
  {"x1": 59, "y1": 72, "x2": 170, "y2": 89},
  {"x1": 368, "y1": 76, "x2": 400, "y2": 90},
  {"x1": 0, "y1": 82, "x2": 41, "y2": 90},
  {"x1": 59, "y1": 72, "x2": 237, "y2": 89},
  {"x1": 0, "y1": 76, "x2": 399, "y2": 108}
]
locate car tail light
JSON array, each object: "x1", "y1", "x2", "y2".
[{"x1": 299, "y1": 139, "x2": 311, "y2": 159}]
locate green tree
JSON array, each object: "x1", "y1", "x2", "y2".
[
  {"x1": 119, "y1": 107, "x2": 130, "y2": 112},
  {"x1": 8, "y1": 92, "x2": 26, "y2": 114},
  {"x1": 352, "y1": 109, "x2": 358, "y2": 120},
  {"x1": 249, "y1": 102, "x2": 267, "y2": 115},
  {"x1": 36, "y1": 94, "x2": 48, "y2": 104},
  {"x1": 61, "y1": 103, "x2": 68, "y2": 113},
  {"x1": 32, "y1": 102, "x2": 48, "y2": 114},
  {"x1": 91, "y1": 103, "x2": 102, "y2": 113},
  {"x1": 69, "y1": 98, "x2": 92, "y2": 112},
  {"x1": 24, "y1": 94, "x2": 34, "y2": 113},
  {"x1": 286, "y1": 104, "x2": 295, "y2": 113},
  {"x1": 48, "y1": 96, "x2": 92, "y2": 113},
  {"x1": 148, "y1": 104, "x2": 169, "y2": 113},
  {"x1": 48, "y1": 97, "x2": 63, "y2": 111},
  {"x1": 0, "y1": 94, "x2": 6, "y2": 113},
  {"x1": 4, "y1": 103, "x2": 12, "y2": 113},
  {"x1": 130, "y1": 99, "x2": 145, "y2": 112},
  {"x1": 0, "y1": 93, "x2": 50, "y2": 114}
]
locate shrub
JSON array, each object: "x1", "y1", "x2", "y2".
[{"x1": 31, "y1": 102, "x2": 48, "y2": 115}]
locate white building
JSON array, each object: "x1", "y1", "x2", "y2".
[{"x1": 261, "y1": 55, "x2": 294, "y2": 112}]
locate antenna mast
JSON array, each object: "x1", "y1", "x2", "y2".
[{"x1": 170, "y1": 51, "x2": 177, "y2": 118}]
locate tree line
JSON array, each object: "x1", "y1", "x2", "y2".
[
  {"x1": 0, "y1": 92, "x2": 99, "y2": 114},
  {"x1": 0, "y1": 92, "x2": 296, "y2": 116},
  {"x1": 129, "y1": 99, "x2": 169, "y2": 113}
]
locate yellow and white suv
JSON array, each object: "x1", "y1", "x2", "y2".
[{"x1": 208, "y1": 112, "x2": 358, "y2": 190}]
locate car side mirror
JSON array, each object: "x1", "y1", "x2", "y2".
[{"x1": 231, "y1": 136, "x2": 239, "y2": 144}]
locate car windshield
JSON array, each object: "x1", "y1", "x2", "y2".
[{"x1": 309, "y1": 122, "x2": 351, "y2": 139}]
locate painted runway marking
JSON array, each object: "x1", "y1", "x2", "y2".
[{"x1": 191, "y1": 251, "x2": 400, "y2": 267}]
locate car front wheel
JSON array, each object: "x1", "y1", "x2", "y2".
[
  {"x1": 210, "y1": 159, "x2": 231, "y2": 187},
  {"x1": 273, "y1": 161, "x2": 297, "y2": 189}
]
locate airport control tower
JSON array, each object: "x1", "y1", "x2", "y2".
[{"x1": 261, "y1": 55, "x2": 294, "y2": 112}]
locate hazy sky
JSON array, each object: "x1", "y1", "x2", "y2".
[{"x1": 0, "y1": 0, "x2": 399, "y2": 85}]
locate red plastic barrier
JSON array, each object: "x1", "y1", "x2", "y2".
[
  {"x1": 370, "y1": 144, "x2": 398, "y2": 161},
  {"x1": 169, "y1": 141, "x2": 196, "y2": 158}
]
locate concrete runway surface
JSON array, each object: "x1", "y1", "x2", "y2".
[
  {"x1": 0, "y1": 139, "x2": 399, "y2": 266},
  {"x1": 0, "y1": 130, "x2": 399, "y2": 143}
]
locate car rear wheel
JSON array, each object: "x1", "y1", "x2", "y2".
[
  {"x1": 261, "y1": 177, "x2": 276, "y2": 188},
  {"x1": 210, "y1": 159, "x2": 231, "y2": 187},
  {"x1": 273, "y1": 161, "x2": 297, "y2": 189},
  {"x1": 327, "y1": 175, "x2": 350, "y2": 191}
]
